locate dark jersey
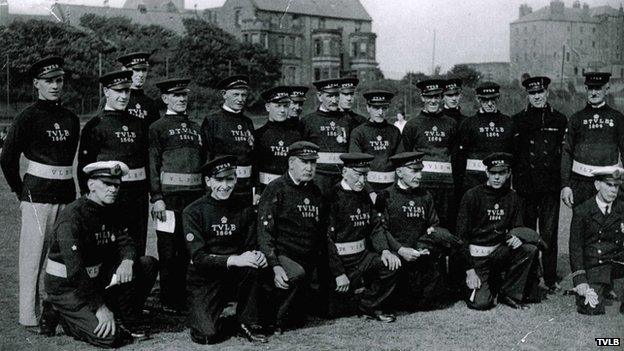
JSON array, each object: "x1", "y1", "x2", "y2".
[
  {"x1": 442, "y1": 107, "x2": 466, "y2": 125},
  {"x1": 349, "y1": 120, "x2": 403, "y2": 173},
  {"x1": 254, "y1": 120, "x2": 302, "y2": 183}
]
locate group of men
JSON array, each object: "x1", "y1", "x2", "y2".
[{"x1": 1, "y1": 51, "x2": 623, "y2": 348}]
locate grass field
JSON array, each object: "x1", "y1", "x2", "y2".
[{"x1": 0, "y1": 170, "x2": 622, "y2": 351}]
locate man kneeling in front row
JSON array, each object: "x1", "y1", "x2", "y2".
[{"x1": 42, "y1": 161, "x2": 158, "y2": 348}]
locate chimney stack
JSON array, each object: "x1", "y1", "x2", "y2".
[
  {"x1": 550, "y1": 1, "x2": 565, "y2": 15},
  {"x1": 519, "y1": 4, "x2": 533, "y2": 18}
]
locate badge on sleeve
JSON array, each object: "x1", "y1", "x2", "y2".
[
  {"x1": 186, "y1": 233, "x2": 195, "y2": 242},
  {"x1": 71, "y1": 244, "x2": 77, "y2": 251}
]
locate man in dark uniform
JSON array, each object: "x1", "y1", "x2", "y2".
[
  {"x1": 183, "y1": 155, "x2": 268, "y2": 344},
  {"x1": 569, "y1": 166, "x2": 624, "y2": 315},
  {"x1": 254, "y1": 86, "x2": 302, "y2": 189},
  {"x1": 457, "y1": 82, "x2": 514, "y2": 193},
  {"x1": 349, "y1": 90, "x2": 402, "y2": 191},
  {"x1": 0, "y1": 56, "x2": 80, "y2": 330},
  {"x1": 257, "y1": 141, "x2": 326, "y2": 332},
  {"x1": 300, "y1": 79, "x2": 357, "y2": 196},
  {"x1": 78, "y1": 70, "x2": 150, "y2": 255},
  {"x1": 458, "y1": 153, "x2": 539, "y2": 310},
  {"x1": 339, "y1": 77, "x2": 368, "y2": 126},
  {"x1": 326, "y1": 153, "x2": 399, "y2": 321},
  {"x1": 375, "y1": 152, "x2": 454, "y2": 310},
  {"x1": 442, "y1": 78, "x2": 466, "y2": 125},
  {"x1": 288, "y1": 86, "x2": 309, "y2": 122},
  {"x1": 201, "y1": 75, "x2": 255, "y2": 204},
  {"x1": 561, "y1": 72, "x2": 624, "y2": 209},
  {"x1": 512, "y1": 76, "x2": 567, "y2": 293},
  {"x1": 117, "y1": 52, "x2": 160, "y2": 130},
  {"x1": 43, "y1": 161, "x2": 157, "y2": 348},
  {"x1": 149, "y1": 78, "x2": 204, "y2": 313},
  {"x1": 402, "y1": 79, "x2": 457, "y2": 230}
]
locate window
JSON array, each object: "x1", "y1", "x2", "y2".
[
  {"x1": 580, "y1": 26, "x2": 584, "y2": 33},
  {"x1": 355, "y1": 21, "x2": 362, "y2": 32},
  {"x1": 251, "y1": 33, "x2": 260, "y2": 44},
  {"x1": 284, "y1": 36, "x2": 294, "y2": 56},
  {"x1": 276, "y1": 36, "x2": 284, "y2": 54},
  {"x1": 243, "y1": 34, "x2": 249, "y2": 43},
  {"x1": 359, "y1": 42, "x2": 367, "y2": 57},
  {"x1": 319, "y1": 18, "x2": 326, "y2": 29},
  {"x1": 554, "y1": 51, "x2": 558, "y2": 58},
  {"x1": 574, "y1": 67, "x2": 578, "y2": 75},
  {"x1": 532, "y1": 24, "x2": 536, "y2": 31},
  {"x1": 592, "y1": 41, "x2": 595, "y2": 48},
  {"x1": 234, "y1": 8, "x2": 242, "y2": 27},
  {"x1": 579, "y1": 39, "x2": 583, "y2": 45},
  {"x1": 592, "y1": 27, "x2": 596, "y2": 33},
  {"x1": 314, "y1": 39, "x2": 322, "y2": 56},
  {"x1": 352, "y1": 42, "x2": 358, "y2": 57},
  {"x1": 285, "y1": 66, "x2": 296, "y2": 84},
  {"x1": 314, "y1": 68, "x2": 321, "y2": 81},
  {"x1": 566, "y1": 52, "x2": 570, "y2": 61},
  {"x1": 323, "y1": 39, "x2": 330, "y2": 56}
]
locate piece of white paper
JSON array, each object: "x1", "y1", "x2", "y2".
[{"x1": 155, "y1": 210, "x2": 176, "y2": 233}]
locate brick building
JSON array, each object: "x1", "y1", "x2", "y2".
[{"x1": 510, "y1": 0, "x2": 624, "y2": 83}]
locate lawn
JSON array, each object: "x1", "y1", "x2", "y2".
[{"x1": 0, "y1": 169, "x2": 622, "y2": 351}]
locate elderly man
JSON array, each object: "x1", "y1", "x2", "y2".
[
  {"x1": 569, "y1": 166, "x2": 624, "y2": 315},
  {"x1": 43, "y1": 161, "x2": 157, "y2": 348},
  {"x1": 0, "y1": 56, "x2": 80, "y2": 330}
]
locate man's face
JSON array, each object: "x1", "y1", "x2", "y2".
[
  {"x1": 586, "y1": 85, "x2": 608, "y2": 106},
  {"x1": 339, "y1": 91, "x2": 355, "y2": 110},
  {"x1": 289, "y1": 100, "x2": 304, "y2": 118},
  {"x1": 207, "y1": 173, "x2": 236, "y2": 200},
  {"x1": 88, "y1": 178, "x2": 120, "y2": 205},
  {"x1": 317, "y1": 91, "x2": 339, "y2": 111},
  {"x1": 222, "y1": 88, "x2": 248, "y2": 111},
  {"x1": 289, "y1": 157, "x2": 316, "y2": 182},
  {"x1": 266, "y1": 100, "x2": 289, "y2": 122},
  {"x1": 162, "y1": 92, "x2": 188, "y2": 113},
  {"x1": 421, "y1": 94, "x2": 441, "y2": 113},
  {"x1": 366, "y1": 104, "x2": 388, "y2": 121},
  {"x1": 443, "y1": 92, "x2": 461, "y2": 109},
  {"x1": 595, "y1": 179, "x2": 620, "y2": 203},
  {"x1": 486, "y1": 168, "x2": 511, "y2": 189},
  {"x1": 478, "y1": 97, "x2": 498, "y2": 113},
  {"x1": 104, "y1": 87, "x2": 130, "y2": 110},
  {"x1": 34, "y1": 76, "x2": 64, "y2": 101},
  {"x1": 527, "y1": 89, "x2": 548, "y2": 108},
  {"x1": 342, "y1": 167, "x2": 367, "y2": 192},
  {"x1": 131, "y1": 67, "x2": 148, "y2": 88},
  {"x1": 397, "y1": 167, "x2": 422, "y2": 188}
]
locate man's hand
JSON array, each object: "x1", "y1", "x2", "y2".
[
  {"x1": 561, "y1": 187, "x2": 574, "y2": 208},
  {"x1": 584, "y1": 289, "x2": 599, "y2": 308},
  {"x1": 573, "y1": 283, "x2": 590, "y2": 296},
  {"x1": 115, "y1": 259, "x2": 133, "y2": 284},
  {"x1": 151, "y1": 200, "x2": 167, "y2": 221},
  {"x1": 506, "y1": 235, "x2": 522, "y2": 250},
  {"x1": 397, "y1": 247, "x2": 421, "y2": 262},
  {"x1": 273, "y1": 265, "x2": 290, "y2": 289},
  {"x1": 253, "y1": 250, "x2": 267, "y2": 268},
  {"x1": 466, "y1": 269, "x2": 481, "y2": 290},
  {"x1": 381, "y1": 250, "x2": 402, "y2": 270},
  {"x1": 335, "y1": 274, "x2": 350, "y2": 293},
  {"x1": 227, "y1": 251, "x2": 262, "y2": 268},
  {"x1": 94, "y1": 304, "x2": 115, "y2": 338}
]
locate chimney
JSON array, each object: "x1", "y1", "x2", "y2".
[
  {"x1": 583, "y1": 3, "x2": 590, "y2": 15},
  {"x1": 550, "y1": 1, "x2": 565, "y2": 15},
  {"x1": 138, "y1": 4, "x2": 147, "y2": 13},
  {"x1": 103, "y1": 0, "x2": 109, "y2": 7},
  {"x1": 572, "y1": 1, "x2": 580, "y2": 9},
  {"x1": 519, "y1": 4, "x2": 533, "y2": 18}
]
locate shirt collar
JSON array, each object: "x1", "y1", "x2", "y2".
[
  {"x1": 319, "y1": 106, "x2": 330, "y2": 113},
  {"x1": 222, "y1": 104, "x2": 241, "y2": 114},
  {"x1": 591, "y1": 101, "x2": 606, "y2": 109},
  {"x1": 397, "y1": 179, "x2": 410, "y2": 190},
  {"x1": 340, "y1": 179, "x2": 353, "y2": 191},
  {"x1": 595, "y1": 196, "x2": 612, "y2": 214},
  {"x1": 166, "y1": 109, "x2": 182, "y2": 115},
  {"x1": 288, "y1": 170, "x2": 301, "y2": 186}
]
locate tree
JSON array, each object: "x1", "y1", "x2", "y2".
[
  {"x1": 401, "y1": 72, "x2": 429, "y2": 84},
  {"x1": 445, "y1": 64, "x2": 480, "y2": 87}
]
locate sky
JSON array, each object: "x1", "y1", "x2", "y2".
[{"x1": 9, "y1": 0, "x2": 624, "y2": 79}]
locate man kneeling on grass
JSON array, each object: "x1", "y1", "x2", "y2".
[{"x1": 457, "y1": 152, "x2": 541, "y2": 310}]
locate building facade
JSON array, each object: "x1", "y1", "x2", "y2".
[
  {"x1": 510, "y1": 0, "x2": 624, "y2": 83},
  {"x1": 462, "y1": 62, "x2": 511, "y2": 83}
]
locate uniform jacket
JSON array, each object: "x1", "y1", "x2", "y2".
[
  {"x1": 201, "y1": 108, "x2": 255, "y2": 166},
  {"x1": 125, "y1": 89, "x2": 160, "y2": 129},
  {"x1": 349, "y1": 120, "x2": 403, "y2": 173}
]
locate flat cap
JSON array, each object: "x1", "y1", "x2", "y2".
[
  {"x1": 390, "y1": 151, "x2": 425, "y2": 170},
  {"x1": 522, "y1": 76, "x2": 551, "y2": 92},
  {"x1": 83, "y1": 160, "x2": 129, "y2": 182},
  {"x1": 584, "y1": 72, "x2": 611, "y2": 87},
  {"x1": 363, "y1": 90, "x2": 394, "y2": 106},
  {"x1": 289, "y1": 86, "x2": 309, "y2": 102},
  {"x1": 339, "y1": 77, "x2": 359, "y2": 93},
  {"x1": 29, "y1": 56, "x2": 65, "y2": 79},
  {"x1": 475, "y1": 81, "x2": 501, "y2": 98},
  {"x1": 416, "y1": 79, "x2": 444, "y2": 96},
  {"x1": 216, "y1": 74, "x2": 249, "y2": 90},
  {"x1": 201, "y1": 155, "x2": 237, "y2": 177},
  {"x1": 287, "y1": 141, "x2": 319, "y2": 160},
  {"x1": 591, "y1": 166, "x2": 624, "y2": 181},
  {"x1": 156, "y1": 78, "x2": 190, "y2": 94},
  {"x1": 117, "y1": 52, "x2": 150, "y2": 69},
  {"x1": 99, "y1": 70, "x2": 133, "y2": 90},
  {"x1": 313, "y1": 78, "x2": 342, "y2": 93},
  {"x1": 483, "y1": 152, "x2": 512, "y2": 172},
  {"x1": 339, "y1": 153, "x2": 374, "y2": 169},
  {"x1": 443, "y1": 78, "x2": 463, "y2": 95},
  {"x1": 261, "y1": 86, "x2": 291, "y2": 103}
]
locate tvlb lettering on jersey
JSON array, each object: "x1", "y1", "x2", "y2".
[
  {"x1": 349, "y1": 208, "x2": 371, "y2": 227},
  {"x1": 583, "y1": 114, "x2": 615, "y2": 130},
  {"x1": 46, "y1": 123, "x2": 70, "y2": 142},
  {"x1": 127, "y1": 103, "x2": 147, "y2": 119},
  {"x1": 94, "y1": 224, "x2": 123, "y2": 246},
  {"x1": 424, "y1": 126, "x2": 446, "y2": 142},
  {"x1": 115, "y1": 125, "x2": 137, "y2": 143},
  {"x1": 230, "y1": 124, "x2": 254, "y2": 146},
  {"x1": 168, "y1": 122, "x2": 201, "y2": 142},
  {"x1": 297, "y1": 198, "x2": 319, "y2": 219},
  {"x1": 479, "y1": 122, "x2": 505, "y2": 138},
  {"x1": 487, "y1": 203, "x2": 505, "y2": 221},
  {"x1": 369, "y1": 135, "x2": 390, "y2": 151},
  {"x1": 402, "y1": 200, "x2": 426, "y2": 218},
  {"x1": 319, "y1": 121, "x2": 347, "y2": 143},
  {"x1": 211, "y1": 216, "x2": 237, "y2": 236},
  {"x1": 270, "y1": 140, "x2": 289, "y2": 156}
]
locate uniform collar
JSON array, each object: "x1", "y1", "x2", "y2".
[
  {"x1": 222, "y1": 104, "x2": 241, "y2": 114},
  {"x1": 590, "y1": 101, "x2": 606, "y2": 109},
  {"x1": 595, "y1": 196, "x2": 612, "y2": 215},
  {"x1": 166, "y1": 109, "x2": 186, "y2": 116}
]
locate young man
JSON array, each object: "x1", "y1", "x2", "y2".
[
  {"x1": 43, "y1": 161, "x2": 157, "y2": 347},
  {"x1": 349, "y1": 90, "x2": 403, "y2": 191},
  {"x1": 0, "y1": 56, "x2": 80, "y2": 330},
  {"x1": 117, "y1": 52, "x2": 160, "y2": 129},
  {"x1": 457, "y1": 152, "x2": 540, "y2": 310},
  {"x1": 326, "y1": 153, "x2": 399, "y2": 322},
  {"x1": 78, "y1": 70, "x2": 150, "y2": 255},
  {"x1": 183, "y1": 155, "x2": 268, "y2": 344},
  {"x1": 569, "y1": 166, "x2": 624, "y2": 315},
  {"x1": 512, "y1": 76, "x2": 567, "y2": 293},
  {"x1": 338, "y1": 77, "x2": 368, "y2": 126},
  {"x1": 149, "y1": 78, "x2": 204, "y2": 313},
  {"x1": 441, "y1": 78, "x2": 466, "y2": 125}
]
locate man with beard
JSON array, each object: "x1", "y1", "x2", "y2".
[
  {"x1": 339, "y1": 77, "x2": 368, "y2": 126},
  {"x1": 287, "y1": 86, "x2": 309, "y2": 123},
  {"x1": 512, "y1": 76, "x2": 567, "y2": 293},
  {"x1": 0, "y1": 56, "x2": 80, "y2": 330}
]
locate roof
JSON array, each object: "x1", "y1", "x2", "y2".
[
  {"x1": 250, "y1": 0, "x2": 372, "y2": 21},
  {"x1": 512, "y1": 4, "x2": 621, "y2": 24},
  {"x1": 52, "y1": 3, "x2": 195, "y2": 34},
  {"x1": 123, "y1": 0, "x2": 183, "y2": 12}
]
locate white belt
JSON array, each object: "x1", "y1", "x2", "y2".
[
  {"x1": 161, "y1": 172, "x2": 202, "y2": 186},
  {"x1": 26, "y1": 159, "x2": 73, "y2": 180},
  {"x1": 236, "y1": 165, "x2": 252, "y2": 178},
  {"x1": 469, "y1": 244, "x2": 500, "y2": 257},
  {"x1": 422, "y1": 161, "x2": 452, "y2": 174},
  {"x1": 367, "y1": 171, "x2": 395, "y2": 183},
  {"x1": 335, "y1": 239, "x2": 365, "y2": 256},
  {"x1": 122, "y1": 167, "x2": 146, "y2": 182},
  {"x1": 466, "y1": 159, "x2": 486, "y2": 172},
  {"x1": 46, "y1": 259, "x2": 101, "y2": 278},
  {"x1": 572, "y1": 160, "x2": 620, "y2": 177},
  {"x1": 317, "y1": 152, "x2": 343, "y2": 164},
  {"x1": 259, "y1": 172, "x2": 281, "y2": 185}
]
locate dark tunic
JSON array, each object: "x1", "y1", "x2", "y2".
[
  {"x1": 349, "y1": 120, "x2": 403, "y2": 174},
  {"x1": 126, "y1": 89, "x2": 160, "y2": 131},
  {"x1": 442, "y1": 107, "x2": 466, "y2": 125},
  {"x1": 0, "y1": 100, "x2": 80, "y2": 203},
  {"x1": 343, "y1": 109, "x2": 368, "y2": 126},
  {"x1": 254, "y1": 120, "x2": 302, "y2": 182}
]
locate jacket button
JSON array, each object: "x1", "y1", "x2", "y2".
[
  {"x1": 597, "y1": 249, "x2": 602, "y2": 254},
  {"x1": 530, "y1": 140, "x2": 535, "y2": 144},
  {"x1": 598, "y1": 239, "x2": 602, "y2": 243},
  {"x1": 530, "y1": 152, "x2": 535, "y2": 156},
  {"x1": 599, "y1": 260, "x2": 603, "y2": 264},
  {"x1": 544, "y1": 139, "x2": 548, "y2": 144}
]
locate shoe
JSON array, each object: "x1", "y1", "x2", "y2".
[
  {"x1": 546, "y1": 282, "x2": 562, "y2": 294},
  {"x1": 358, "y1": 307, "x2": 396, "y2": 323},
  {"x1": 39, "y1": 301, "x2": 59, "y2": 336},
  {"x1": 238, "y1": 323, "x2": 268, "y2": 343},
  {"x1": 161, "y1": 304, "x2": 186, "y2": 315},
  {"x1": 23, "y1": 325, "x2": 42, "y2": 334},
  {"x1": 499, "y1": 295, "x2": 530, "y2": 310},
  {"x1": 117, "y1": 321, "x2": 151, "y2": 341}
]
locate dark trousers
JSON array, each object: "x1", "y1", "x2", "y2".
[
  {"x1": 116, "y1": 190, "x2": 149, "y2": 255},
  {"x1": 392, "y1": 256, "x2": 446, "y2": 311},
  {"x1": 466, "y1": 244, "x2": 538, "y2": 310},
  {"x1": 519, "y1": 191, "x2": 560, "y2": 286},
  {"x1": 570, "y1": 178, "x2": 597, "y2": 208},
  {"x1": 156, "y1": 192, "x2": 201, "y2": 309},
  {"x1": 47, "y1": 256, "x2": 158, "y2": 348},
  {"x1": 329, "y1": 252, "x2": 397, "y2": 316},
  {"x1": 187, "y1": 265, "x2": 264, "y2": 344}
]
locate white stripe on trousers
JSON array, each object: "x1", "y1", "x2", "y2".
[{"x1": 19, "y1": 201, "x2": 64, "y2": 326}]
